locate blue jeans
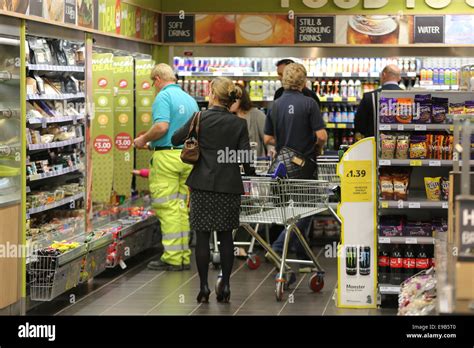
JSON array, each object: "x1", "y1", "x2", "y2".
[{"x1": 272, "y1": 217, "x2": 312, "y2": 260}]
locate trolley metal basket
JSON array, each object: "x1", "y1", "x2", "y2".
[
  {"x1": 317, "y1": 157, "x2": 340, "y2": 185},
  {"x1": 237, "y1": 176, "x2": 331, "y2": 301}
]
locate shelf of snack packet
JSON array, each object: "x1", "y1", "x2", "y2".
[
  {"x1": 379, "y1": 198, "x2": 449, "y2": 210},
  {"x1": 379, "y1": 124, "x2": 454, "y2": 132},
  {"x1": 27, "y1": 136, "x2": 84, "y2": 151},
  {"x1": 378, "y1": 237, "x2": 435, "y2": 245},
  {"x1": 27, "y1": 163, "x2": 84, "y2": 182},
  {"x1": 27, "y1": 114, "x2": 86, "y2": 125},
  {"x1": 26, "y1": 92, "x2": 85, "y2": 101},
  {"x1": 27, "y1": 191, "x2": 84, "y2": 216},
  {"x1": 27, "y1": 64, "x2": 85, "y2": 73}
]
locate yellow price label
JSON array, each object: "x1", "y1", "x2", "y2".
[
  {"x1": 338, "y1": 123, "x2": 347, "y2": 129},
  {"x1": 449, "y1": 125, "x2": 454, "y2": 132},
  {"x1": 205, "y1": 96, "x2": 209, "y2": 101},
  {"x1": 253, "y1": 97, "x2": 263, "y2": 102},
  {"x1": 410, "y1": 160, "x2": 422, "y2": 166},
  {"x1": 381, "y1": 202, "x2": 389, "y2": 208},
  {"x1": 348, "y1": 97, "x2": 356, "y2": 102},
  {"x1": 332, "y1": 96, "x2": 342, "y2": 102},
  {"x1": 319, "y1": 96, "x2": 327, "y2": 102},
  {"x1": 326, "y1": 123, "x2": 335, "y2": 129},
  {"x1": 341, "y1": 160, "x2": 372, "y2": 203}
]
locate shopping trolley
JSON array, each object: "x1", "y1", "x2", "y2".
[
  {"x1": 239, "y1": 175, "x2": 331, "y2": 301},
  {"x1": 211, "y1": 157, "x2": 272, "y2": 270}
]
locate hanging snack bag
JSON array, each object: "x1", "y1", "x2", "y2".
[
  {"x1": 396, "y1": 135, "x2": 410, "y2": 159},
  {"x1": 424, "y1": 177, "x2": 441, "y2": 201},
  {"x1": 381, "y1": 134, "x2": 396, "y2": 159},
  {"x1": 396, "y1": 98, "x2": 414, "y2": 124},
  {"x1": 393, "y1": 172, "x2": 410, "y2": 201},
  {"x1": 380, "y1": 174, "x2": 394, "y2": 200},
  {"x1": 414, "y1": 94, "x2": 432, "y2": 123},
  {"x1": 28, "y1": 37, "x2": 54, "y2": 65},
  {"x1": 441, "y1": 177, "x2": 449, "y2": 201},
  {"x1": 380, "y1": 97, "x2": 397, "y2": 123},
  {"x1": 409, "y1": 135, "x2": 428, "y2": 159},
  {"x1": 431, "y1": 97, "x2": 449, "y2": 123}
]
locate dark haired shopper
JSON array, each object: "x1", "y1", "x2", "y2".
[
  {"x1": 230, "y1": 84, "x2": 273, "y2": 158},
  {"x1": 172, "y1": 77, "x2": 255, "y2": 304},
  {"x1": 273, "y1": 58, "x2": 320, "y2": 106}
]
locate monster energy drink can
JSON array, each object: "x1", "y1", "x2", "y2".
[
  {"x1": 359, "y1": 246, "x2": 371, "y2": 276},
  {"x1": 345, "y1": 246, "x2": 357, "y2": 276}
]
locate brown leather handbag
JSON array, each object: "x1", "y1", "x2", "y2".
[{"x1": 180, "y1": 111, "x2": 202, "y2": 165}]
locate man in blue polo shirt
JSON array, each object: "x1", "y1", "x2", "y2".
[
  {"x1": 264, "y1": 62, "x2": 327, "y2": 266},
  {"x1": 134, "y1": 63, "x2": 199, "y2": 271}
]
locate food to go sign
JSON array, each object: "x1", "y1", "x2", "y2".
[{"x1": 281, "y1": 0, "x2": 474, "y2": 9}]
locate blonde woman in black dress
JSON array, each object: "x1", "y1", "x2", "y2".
[{"x1": 172, "y1": 77, "x2": 255, "y2": 303}]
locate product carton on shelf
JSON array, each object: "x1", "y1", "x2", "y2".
[{"x1": 455, "y1": 262, "x2": 474, "y2": 300}]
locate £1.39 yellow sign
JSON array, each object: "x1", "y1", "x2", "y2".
[{"x1": 341, "y1": 160, "x2": 372, "y2": 203}]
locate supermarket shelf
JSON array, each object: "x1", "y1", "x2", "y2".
[
  {"x1": 194, "y1": 96, "x2": 273, "y2": 103},
  {"x1": 27, "y1": 92, "x2": 85, "y2": 100},
  {"x1": 378, "y1": 236, "x2": 434, "y2": 244},
  {"x1": 418, "y1": 84, "x2": 459, "y2": 91},
  {"x1": 178, "y1": 71, "x2": 417, "y2": 79},
  {"x1": 379, "y1": 284, "x2": 401, "y2": 295},
  {"x1": 28, "y1": 164, "x2": 84, "y2": 182},
  {"x1": 28, "y1": 64, "x2": 85, "y2": 73},
  {"x1": 379, "y1": 124, "x2": 453, "y2": 132},
  {"x1": 28, "y1": 114, "x2": 86, "y2": 125},
  {"x1": 28, "y1": 136, "x2": 84, "y2": 151},
  {"x1": 380, "y1": 199, "x2": 449, "y2": 209},
  {"x1": 0, "y1": 71, "x2": 20, "y2": 80},
  {"x1": 27, "y1": 192, "x2": 84, "y2": 216},
  {"x1": 326, "y1": 123, "x2": 354, "y2": 129},
  {"x1": 319, "y1": 96, "x2": 360, "y2": 103},
  {"x1": 378, "y1": 159, "x2": 455, "y2": 167}
]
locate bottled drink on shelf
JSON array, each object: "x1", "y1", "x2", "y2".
[
  {"x1": 322, "y1": 105, "x2": 329, "y2": 123},
  {"x1": 314, "y1": 80, "x2": 320, "y2": 96},
  {"x1": 183, "y1": 80, "x2": 190, "y2": 94},
  {"x1": 334, "y1": 80, "x2": 340, "y2": 97},
  {"x1": 390, "y1": 244, "x2": 403, "y2": 285},
  {"x1": 378, "y1": 245, "x2": 390, "y2": 284},
  {"x1": 269, "y1": 80, "x2": 276, "y2": 97},
  {"x1": 335, "y1": 105, "x2": 341, "y2": 123},
  {"x1": 203, "y1": 80, "x2": 209, "y2": 96},
  {"x1": 415, "y1": 245, "x2": 430, "y2": 273},
  {"x1": 320, "y1": 80, "x2": 327, "y2": 97},
  {"x1": 190, "y1": 80, "x2": 196, "y2": 97},
  {"x1": 403, "y1": 244, "x2": 416, "y2": 281},
  {"x1": 348, "y1": 105, "x2": 355, "y2": 123},
  {"x1": 328, "y1": 105, "x2": 335, "y2": 122},
  {"x1": 341, "y1": 80, "x2": 348, "y2": 98},
  {"x1": 196, "y1": 80, "x2": 202, "y2": 97},
  {"x1": 257, "y1": 80, "x2": 263, "y2": 98},
  {"x1": 354, "y1": 80, "x2": 361, "y2": 99},
  {"x1": 327, "y1": 80, "x2": 333, "y2": 96},
  {"x1": 348, "y1": 80, "x2": 355, "y2": 98},
  {"x1": 341, "y1": 105, "x2": 348, "y2": 123},
  {"x1": 263, "y1": 80, "x2": 270, "y2": 99}
]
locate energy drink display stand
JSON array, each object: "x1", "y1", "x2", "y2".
[{"x1": 336, "y1": 137, "x2": 377, "y2": 308}]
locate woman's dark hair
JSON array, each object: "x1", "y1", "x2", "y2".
[{"x1": 235, "y1": 83, "x2": 252, "y2": 112}]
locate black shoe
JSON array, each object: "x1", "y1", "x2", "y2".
[
  {"x1": 197, "y1": 285, "x2": 211, "y2": 303},
  {"x1": 216, "y1": 284, "x2": 231, "y2": 303},
  {"x1": 147, "y1": 260, "x2": 182, "y2": 271}
]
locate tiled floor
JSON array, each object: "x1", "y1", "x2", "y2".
[{"x1": 29, "y1": 246, "x2": 396, "y2": 316}]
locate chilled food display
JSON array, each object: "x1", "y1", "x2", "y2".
[
  {"x1": 27, "y1": 183, "x2": 83, "y2": 210},
  {"x1": 398, "y1": 269, "x2": 437, "y2": 316},
  {"x1": 27, "y1": 210, "x2": 84, "y2": 239}
]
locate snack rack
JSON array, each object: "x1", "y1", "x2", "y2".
[{"x1": 376, "y1": 90, "x2": 474, "y2": 305}]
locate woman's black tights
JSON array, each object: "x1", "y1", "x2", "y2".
[{"x1": 195, "y1": 230, "x2": 234, "y2": 288}]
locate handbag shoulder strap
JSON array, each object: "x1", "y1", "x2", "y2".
[{"x1": 186, "y1": 111, "x2": 201, "y2": 139}]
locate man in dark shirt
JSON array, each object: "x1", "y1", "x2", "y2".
[
  {"x1": 354, "y1": 64, "x2": 402, "y2": 138},
  {"x1": 264, "y1": 63, "x2": 327, "y2": 263},
  {"x1": 273, "y1": 59, "x2": 320, "y2": 107}
]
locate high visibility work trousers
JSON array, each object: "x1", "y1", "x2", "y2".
[{"x1": 150, "y1": 150, "x2": 192, "y2": 266}]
